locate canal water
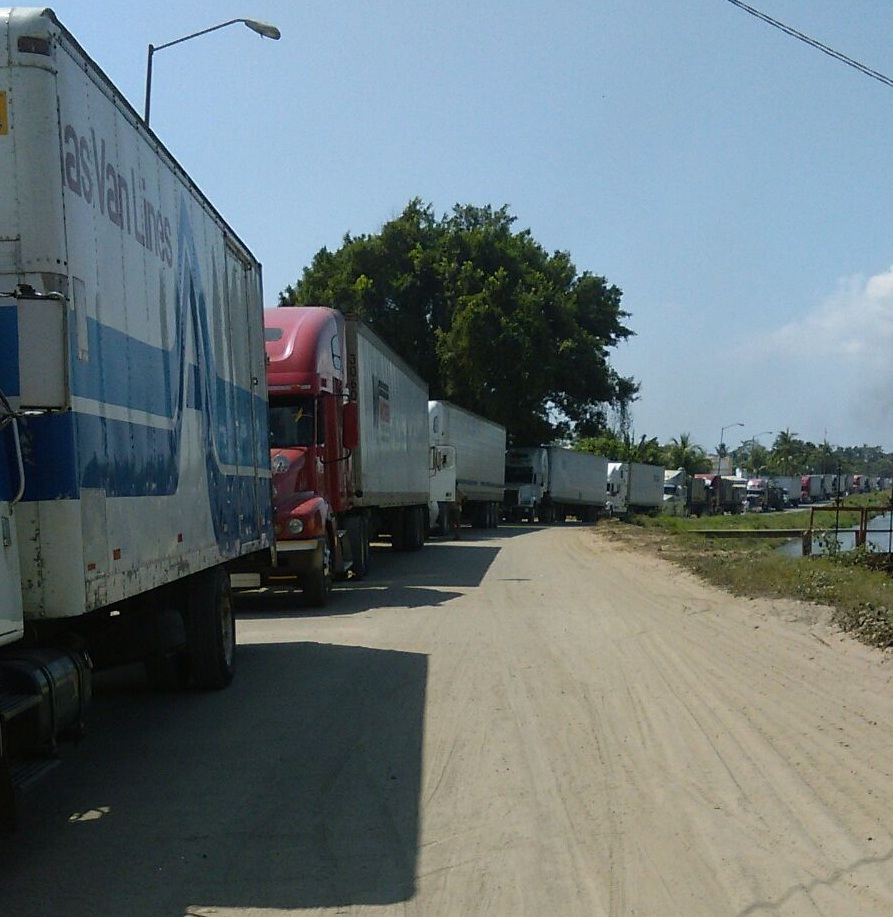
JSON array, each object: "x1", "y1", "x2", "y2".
[{"x1": 778, "y1": 512, "x2": 893, "y2": 557}]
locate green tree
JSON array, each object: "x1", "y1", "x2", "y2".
[
  {"x1": 663, "y1": 433, "x2": 710, "y2": 476},
  {"x1": 578, "y1": 432, "x2": 661, "y2": 464},
  {"x1": 281, "y1": 199, "x2": 637, "y2": 444},
  {"x1": 768, "y1": 428, "x2": 802, "y2": 475}
]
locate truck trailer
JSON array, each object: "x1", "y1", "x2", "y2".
[
  {"x1": 428, "y1": 401, "x2": 506, "y2": 533},
  {"x1": 663, "y1": 468, "x2": 709, "y2": 517},
  {"x1": 504, "y1": 446, "x2": 607, "y2": 523},
  {"x1": 0, "y1": 8, "x2": 273, "y2": 831},
  {"x1": 606, "y1": 462, "x2": 664, "y2": 517},
  {"x1": 247, "y1": 306, "x2": 431, "y2": 603}
]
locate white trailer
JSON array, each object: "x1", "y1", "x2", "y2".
[
  {"x1": 0, "y1": 8, "x2": 272, "y2": 831},
  {"x1": 503, "y1": 446, "x2": 607, "y2": 523},
  {"x1": 607, "y1": 462, "x2": 665, "y2": 517},
  {"x1": 770, "y1": 476, "x2": 801, "y2": 506},
  {"x1": 545, "y1": 447, "x2": 608, "y2": 522},
  {"x1": 663, "y1": 468, "x2": 687, "y2": 516},
  {"x1": 428, "y1": 401, "x2": 506, "y2": 531},
  {"x1": 345, "y1": 317, "x2": 431, "y2": 550}
]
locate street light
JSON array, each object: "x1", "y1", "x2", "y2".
[
  {"x1": 748, "y1": 431, "x2": 774, "y2": 476},
  {"x1": 718, "y1": 422, "x2": 744, "y2": 476},
  {"x1": 144, "y1": 18, "x2": 281, "y2": 126}
]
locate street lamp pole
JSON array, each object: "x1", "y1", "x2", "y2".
[
  {"x1": 145, "y1": 18, "x2": 280, "y2": 127},
  {"x1": 748, "y1": 431, "x2": 774, "y2": 476},
  {"x1": 719, "y1": 422, "x2": 744, "y2": 476}
]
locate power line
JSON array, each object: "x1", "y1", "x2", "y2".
[{"x1": 723, "y1": 0, "x2": 893, "y2": 89}]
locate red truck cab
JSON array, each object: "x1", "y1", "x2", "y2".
[{"x1": 264, "y1": 307, "x2": 357, "y2": 604}]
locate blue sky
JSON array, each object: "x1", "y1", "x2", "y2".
[{"x1": 53, "y1": 1, "x2": 893, "y2": 453}]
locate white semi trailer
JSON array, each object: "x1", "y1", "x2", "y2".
[
  {"x1": 428, "y1": 401, "x2": 506, "y2": 532},
  {"x1": 504, "y1": 446, "x2": 607, "y2": 523},
  {"x1": 0, "y1": 8, "x2": 273, "y2": 831},
  {"x1": 606, "y1": 462, "x2": 665, "y2": 517}
]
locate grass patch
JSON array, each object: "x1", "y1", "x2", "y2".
[{"x1": 617, "y1": 498, "x2": 893, "y2": 650}]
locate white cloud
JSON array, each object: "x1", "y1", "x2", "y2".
[{"x1": 766, "y1": 268, "x2": 893, "y2": 367}]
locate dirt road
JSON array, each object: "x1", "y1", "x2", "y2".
[{"x1": 4, "y1": 524, "x2": 893, "y2": 916}]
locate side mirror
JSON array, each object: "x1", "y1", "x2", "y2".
[{"x1": 343, "y1": 400, "x2": 359, "y2": 450}]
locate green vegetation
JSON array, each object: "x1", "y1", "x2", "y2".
[
  {"x1": 623, "y1": 492, "x2": 893, "y2": 649},
  {"x1": 281, "y1": 199, "x2": 635, "y2": 445}
]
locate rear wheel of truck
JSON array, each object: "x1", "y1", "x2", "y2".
[
  {"x1": 405, "y1": 505, "x2": 426, "y2": 551},
  {"x1": 392, "y1": 506, "x2": 425, "y2": 552},
  {"x1": 186, "y1": 566, "x2": 235, "y2": 690},
  {"x1": 304, "y1": 542, "x2": 333, "y2": 607}
]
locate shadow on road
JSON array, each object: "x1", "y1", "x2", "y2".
[
  {"x1": 1, "y1": 640, "x2": 427, "y2": 915},
  {"x1": 237, "y1": 533, "x2": 506, "y2": 617}
]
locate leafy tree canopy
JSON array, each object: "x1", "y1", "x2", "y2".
[
  {"x1": 280, "y1": 199, "x2": 637, "y2": 444},
  {"x1": 576, "y1": 431, "x2": 664, "y2": 465}
]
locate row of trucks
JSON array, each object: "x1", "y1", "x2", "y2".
[
  {"x1": 663, "y1": 471, "x2": 750, "y2": 516},
  {"x1": 503, "y1": 449, "x2": 665, "y2": 522},
  {"x1": 0, "y1": 8, "x2": 510, "y2": 831},
  {"x1": 663, "y1": 468, "x2": 801, "y2": 516},
  {"x1": 799, "y1": 473, "x2": 889, "y2": 503}
]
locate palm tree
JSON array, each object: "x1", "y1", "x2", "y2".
[
  {"x1": 771, "y1": 428, "x2": 800, "y2": 475},
  {"x1": 664, "y1": 433, "x2": 710, "y2": 476}
]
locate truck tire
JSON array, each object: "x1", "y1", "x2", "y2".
[
  {"x1": 186, "y1": 566, "x2": 235, "y2": 690},
  {"x1": 346, "y1": 515, "x2": 371, "y2": 580},
  {"x1": 393, "y1": 506, "x2": 425, "y2": 552},
  {"x1": 303, "y1": 542, "x2": 332, "y2": 607},
  {"x1": 406, "y1": 505, "x2": 426, "y2": 551}
]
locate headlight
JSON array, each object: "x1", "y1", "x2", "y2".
[
  {"x1": 272, "y1": 454, "x2": 290, "y2": 474},
  {"x1": 287, "y1": 518, "x2": 304, "y2": 535}
]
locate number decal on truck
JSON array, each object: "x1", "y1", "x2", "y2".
[{"x1": 0, "y1": 91, "x2": 7, "y2": 134}]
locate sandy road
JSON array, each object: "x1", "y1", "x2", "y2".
[{"x1": 3, "y1": 524, "x2": 893, "y2": 916}]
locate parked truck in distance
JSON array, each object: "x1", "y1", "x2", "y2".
[
  {"x1": 0, "y1": 8, "x2": 273, "y2": 832},
  {"x1": 242, "y1": 306, "x2": 431, "y2": 604},
  {"x1": 695, "y1": 474, "x2": 743, "y2": 515},
  {"x1": 428, "y1": 401, "x2": 506, "y2": 533},
  {"x1": 504, "y1": 446, "x2": 607, "y2": 523},
  {"x1": 744, "y1": 478, "x2": 785, "y2": 512},
  {"x1": 769, "y1": 476, "x2": 800, "y2": 507},
  {"x1": 800, "y1": 474, "x2": 825, "y2": 504},
  {"x1": 663, "y1": 468, "x2": 709, "y2": 517},
  {"x1": 606, "y1": 462, "x2": 665, "y2": 517}
]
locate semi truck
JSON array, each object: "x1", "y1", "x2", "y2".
[
  {"x1": 504, "y1": 446, "x2": 607, "y2": 523},
  {"x1": 238, "y1": 306, "x2": 430, "y2": 603},
  {"x1": 428, "y1": 401, "x2": 506, "y2": 533},
  {"x1": 695, "y1": 474, "x2": 742, "y2": 514},
  {"x1": 0, "y1": 8, "x2": 273, "y2": 831},
  {"x1": 800, "y1": 474, "x2": 825, "y2": 503},
  {"x1": 606, "y1": 462, "x2": 665, "y2": 517},
  {"x1": 744, "y1": 478, "x2": 785, "y2": 512},
  {"x1": 662, "y1": 468, "x2": 709, "y2": 517},
  {"x1": 769, "y1": 475, "x2": 801, "y2": 506}
]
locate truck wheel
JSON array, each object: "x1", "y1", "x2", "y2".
[
  {"x1": 186, "y1": 566, "x2": 235, "y2": 690},
  {"x1": 304, "y1": 542, "x2": 332, "y2": 607},
  {"x1": 406, "y1": 505, "x2": 426, "y2": 551},
  {"x1": 144, "y1": 648, "x2": 190, "y2": 692},
  {"x1": 346, "y1": 515, "x2": 371, "y2": 579}
]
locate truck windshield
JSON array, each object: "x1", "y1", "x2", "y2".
[
  {"x1": 505, "y1": 466, "x2": 534, "y2": 484},
  {"x1": 269, "y1": 397, "x2": 315, "y2": 448}
]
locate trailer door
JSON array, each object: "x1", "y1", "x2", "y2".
[{"x1": 224, "y1": 242, "x2": 269, "y2": 548}]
